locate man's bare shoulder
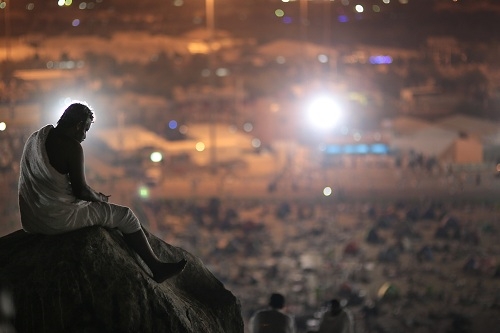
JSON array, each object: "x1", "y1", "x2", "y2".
[
  {"x1": 46, "y1": 128, "x2": 81, "y2": 151},
  {"x1": 45, "y1": 128, "x2": 82, "y2": 174}
]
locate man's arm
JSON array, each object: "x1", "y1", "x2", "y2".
[{"x1": 67, "y1": 141, "x2": 108, "y2": 202}]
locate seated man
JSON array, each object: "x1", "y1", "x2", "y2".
[
  {"x1": 249, "y1": 293, "x2": 296, "y2": 333},
  {"x1": 317, "y1": 299, "x2": 354, "y2": 333},
  {"x1": 18, "y1": 102, "x2": 186, "y2": 283}
]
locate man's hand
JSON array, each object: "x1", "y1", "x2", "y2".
[{"x1": 98, "y1": 192, "x2": 111, "y2": 202}]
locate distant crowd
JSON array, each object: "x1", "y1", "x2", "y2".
[{"x1": 134, "y1": 196, "x2": 500, "y2": 333}]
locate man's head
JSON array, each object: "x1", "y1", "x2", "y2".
[
  {"x1": 57, "y1": 102, "x2": 94, "y2": 129},
  {"x1": 56, "y1": 102, "x2": 94, "y2": 143},
  {"x1": 268, "y1": 293, "x2": 285, "y2": 310},
  {"x1": 329, "y1": 299, "x2": 342, "y2": 315}
]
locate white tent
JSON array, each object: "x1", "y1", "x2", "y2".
[
  {"x1": 437, "y1": 114, "x2": 500, "y2": 141},
  {"x1": 390, "y1": 125, "x2": 458, "y2": 157}
]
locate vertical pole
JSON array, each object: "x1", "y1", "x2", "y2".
[
  {"x1": 3, "y1": 0, "x2": 10, "y2": 61},
  {"x1": 206, "y1": 0, "x2": 217, "y2": 175},
  {"x1": 300, "y1": 0, "x2": 308, "y2": 43}
]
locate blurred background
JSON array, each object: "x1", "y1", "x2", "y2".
[{"x1": 2, "y1": 0, "x2": 500, "y2": 332}]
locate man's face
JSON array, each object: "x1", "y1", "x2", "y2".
[{"x1": 74, "y1": 118, "x2": 92, "y2": 143}]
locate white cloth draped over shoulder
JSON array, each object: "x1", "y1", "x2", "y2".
[{"x1": 18, "y1": 125, "x2": 141, "y2": 235}]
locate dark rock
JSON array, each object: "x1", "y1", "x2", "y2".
[{"x1": 0, "y1": 226, "x2": 243, "y2": 333}]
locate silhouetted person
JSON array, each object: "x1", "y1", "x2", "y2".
[
  {"x1": 18, "y1": 102, "x2": 186, "y2": 283},
  {"x1": 249, "y1": 293, "x2": 296, "y2": 333},
  {"x1": 317, "y1": 299, "x2": 354, "y2": 333}
]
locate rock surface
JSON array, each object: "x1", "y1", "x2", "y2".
[{"x1": 0, "y1": 226, "x2": 243, "y2": 333}]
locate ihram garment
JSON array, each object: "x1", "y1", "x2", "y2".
[
  {"x1": 248, "y1": 308, "x2": 295, "y2": 333},
  {"x1": 18, "y1": 124, "x2": 140, "y2": 235},
  {"x1": 317, "y1": 308, "x2": 354, "y2": 333}
]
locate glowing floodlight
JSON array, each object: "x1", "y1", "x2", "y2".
[
  {"x1": 150, "y1": 151, "x2": 163, "y2": 163},
  {"x1": 307, "y1": 96, "x2": 342, "y2": 130}
]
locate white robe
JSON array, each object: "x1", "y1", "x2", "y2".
[{"x1": 18, "y1": 125, "x2": 141, "y2": 235}]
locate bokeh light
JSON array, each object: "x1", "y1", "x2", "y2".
[
  {"x1": 307, "y1": 96, "x2": 342, "y2": 130},
  {"x1": 169, "y1": 120, "x2": 178, "y2": 129},
  {"x1": 150, "y1": 152, "x2": 163, "y2": 163},
  {"x1": 179, "y1": 125, "x2": 188, "y2": 135},
  {"x1": 317, "y1": 54, "x2": 328, "y2": 64},
  {"x1": 0, "y1": 122, "x2": 6, "y2": 131},
  {"x1": 338, "y1": 15, "x2": 348, "y2": 23},
  {"x1": 251, "y1": 138, "x2": 261, "y2": 149},
  {"x1": 276, "y1": 56, "x2": 286, "y2": 64},
  {"x1": 243, "y1": 122, "x2": 253, "y2": 132},
  {"x1": 195, "y1": 142, "x2": 205, "y2": 152},
  {"x1": 138, "y1": 186, "x2": 149, "y2": 199},
  {"x1": 323, "y1": 187, "x2": 332, "y2": 196}
]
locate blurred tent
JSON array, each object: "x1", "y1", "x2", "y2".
[
  {"x1": 92, "y1": 123, "x2": 254, "y2": 167},
  {"x1": 437, "y1": 114, "x2": 500, "y2": 141},
  {"x1": 390, "y1": 125, "x2": 457, "y2": 158},
  {"x1": 441, "y1": 135, "x2": 483, "y2": 164},
  {"x1": 382, "y1": 116, "x2": 432, "y2": 136},
  {"x1": 256, "y1": 39, "x2": 338, "y2": 63},
  {"x1": 386, "y1": 114, "x2": 497, "y2": 164},
  {"x1": 390, "y1": 125, "x2": 483, "y2": 164}
]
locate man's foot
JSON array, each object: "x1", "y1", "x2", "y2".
[{"x1": 152, "y1": 259, "x2": 187, "y2": 283}]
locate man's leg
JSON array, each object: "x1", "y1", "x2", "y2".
[{"x1": 123, "y1": 229, "x2": 187, "y2": 283}]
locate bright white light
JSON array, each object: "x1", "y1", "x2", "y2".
[
  {"x1": 323, "y1": 186, "x2": 333, "y2": 196},
  {"x1": 195, "y1": 142, "x2": 205, "y2": 152},
  {"x1": 0, "y1": 122, "x2": 6, "y2": 131},
  {"x1": 307, "y1": 96, "x2": 342, "y2": 130},
  {"x1": 355, "y1": 5, "x2": 364, "y2": 13},
  {"x1": 150, "y1": 152, "x2": 163, "y2": 163}
]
